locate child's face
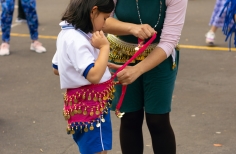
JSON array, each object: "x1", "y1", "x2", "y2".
[{"x1": 90, "y1": 7, "x2": 111, "y2": 32}]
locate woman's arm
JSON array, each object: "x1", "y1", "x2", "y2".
[
  {"x1": 103, "y1": 18, "x2": 156, "y2": 40},
  {"x1": 103, "y1": 17, "x2": 134, "y2": 35},
  {"x1": 157, "y1": 0, "x2": 188, "y2": 57},
  {"x1": 109, "y1": 47, "x2": 167, "y2": 85},
  {"x1": 109, "y1": 0, "x2": 188, "y2": 85},
  {"x1": 137, "y1": 0, "x2": 188, "y2": 73}
]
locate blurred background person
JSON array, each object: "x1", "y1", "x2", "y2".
[
  {"x1": 220, "y1": 0, "x2": 236, "y2": 48},
  {"x1": 0, "y1": 0, "x2": 46, "y2": 56},
  {"x1": 205, "y1": 0, "x2": 233, "y2": 46},
  {"x1": 16, "y1": 0, "x2": 26, "y2": 23}
]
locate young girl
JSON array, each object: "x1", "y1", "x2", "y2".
[{"x1": 52, "y1": 0, "x2": 115, "y2": 154}]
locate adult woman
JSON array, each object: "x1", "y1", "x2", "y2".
[{"x1": 103, "y1": 0, "x2": 187, "y2": 153}]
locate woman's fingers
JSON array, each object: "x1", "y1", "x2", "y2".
[
  {"x1": 142, "y1": 27, "x2": 152, "y2": 38},
  {"x1": 133, "y1": 24, "x2": 156, "y2": 40},
  {"x1": 116, "y1": 66, "x2": 141, "y2": 85},
  {"x1": 117, "y1": 69, "x2": 132, "y2": 85},
  {"x1": 107, "y1": 62, "x2": 122, "y2": 70}
]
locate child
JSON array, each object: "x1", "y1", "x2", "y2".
[{"x1": 52, "y1": 0, "x2": 115, "y2": 154}]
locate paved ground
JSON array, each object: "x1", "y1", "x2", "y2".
[{"x1": 0, "y1": 0, "x2": 236, "y2": 154}]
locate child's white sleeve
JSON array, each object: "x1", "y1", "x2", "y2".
[
  {"x1": 67, "y1": 41, "x2": 95, "y2": 76},
  {"x1": 52, "y1": 51, "x2": 58, "y2": 70}
]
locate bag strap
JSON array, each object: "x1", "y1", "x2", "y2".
[{"x1": 111, "y1": 33, "x2": 157, "y2": 118}]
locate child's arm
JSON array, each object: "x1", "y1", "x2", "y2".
[
  {"x1": 53, "y1": 68, "x2": 59, "y2": 75},
  {"x1": 52, "y1": 53, "x2": 59, "y2": 76},
  {"x1": 86, "y1": 31, "x2": 110, "y2": 84}
]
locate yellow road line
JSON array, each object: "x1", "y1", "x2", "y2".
[
  {"x1": 0, "y1": 32, "x2": 57, "y2": 39},
  {"x1": 179, "y1": 45, "x2": 236, "y2": 52},
  {"x1": 0, "y1": 32, "x2": 235, "y2": 52}
]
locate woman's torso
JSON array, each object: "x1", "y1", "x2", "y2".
[{"x1": 114, "y1": 0, "x2": 167, "y2": 43}]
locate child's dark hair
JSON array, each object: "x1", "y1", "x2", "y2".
[{"x1": 62, "y1": 0, "x2": 115, "y2": 33}]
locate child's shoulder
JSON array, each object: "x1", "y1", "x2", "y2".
[
  {"x1": 59, "y1": 29, "x2": 91, "y2": 46},
  {"x1": 63, "y1": 29, "x2": 87, "y2": 40},
  {"x1": 58, "y1": 21, "x2": 91, "y2": 44}
]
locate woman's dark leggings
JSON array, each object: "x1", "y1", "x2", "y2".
[
  {"x1": 120, "y1": 109, "x2": 176, "y2": 154},
  {"x1": 18, "y1": 0, "x2": 26, "y2": 19}
]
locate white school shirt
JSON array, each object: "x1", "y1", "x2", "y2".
[{"x1": 52, "y1": 21, "x2": 111, "y2": 89}]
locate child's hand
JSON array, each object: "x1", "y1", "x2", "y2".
[
  {"x1": 91, "y1": 31, "x2": 109, "y2": 50},
  {"x1": 53, "y1": 68, "x2": 59, "y2": 76}
]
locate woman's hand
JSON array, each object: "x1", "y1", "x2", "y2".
[
  {"x1": 108, "y1": 62, "x2": 122, "y2": 75},
  {"x1": 129, "y1": 24, "x2": 157, "y2": 40},
  {"x1": 91, "y1": 31, "x2": 109, "y2": 50},
  {"x1": 108, "y1": 63, "x2": 142, "y2": 85}
]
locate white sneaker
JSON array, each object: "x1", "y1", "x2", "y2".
[
  {"x1": 0, "y1": 43, "x2": 10, "y2": 56},
  {"x1": 30, "y1": 41, "x2": 46, "y2": 53},
  {"x1": 205, "y1": 31, "x2": 215, "y2": 45}
]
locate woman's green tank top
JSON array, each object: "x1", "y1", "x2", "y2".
[{"x1": 114, "y1": 0, "x2": 166, "y2": 43}]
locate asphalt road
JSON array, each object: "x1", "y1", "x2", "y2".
[{"x1": 0, "y1": 0, "x2": 236, "y2": 154}]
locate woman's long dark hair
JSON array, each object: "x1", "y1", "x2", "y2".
[{"x1": 62, "y1": 0, "x2": 115, "y2": 33}]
